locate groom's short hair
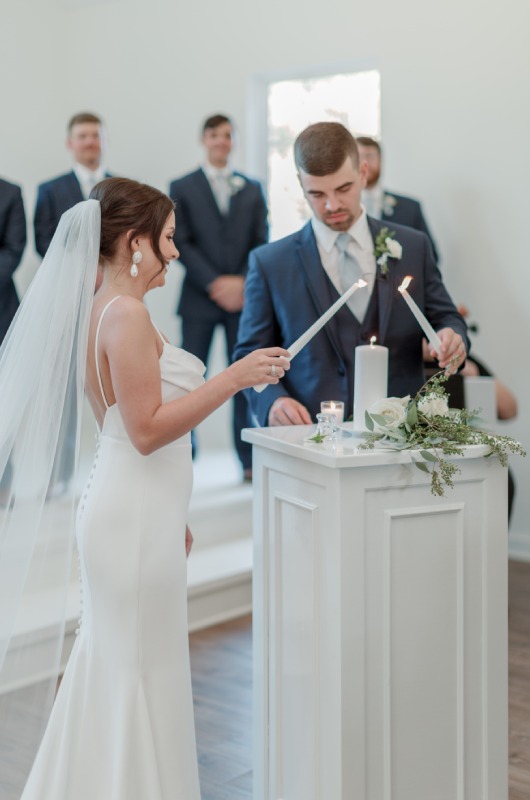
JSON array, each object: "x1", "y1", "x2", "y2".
[{"x1": 294, "y1": 122, "x2": 359, "y2": 176}]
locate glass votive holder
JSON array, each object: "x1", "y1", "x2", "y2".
[
  {"x1": 315, "y1": 413, "x2": 339, "y2": 443},
  {"x1": 320, "y1": 401, "x2": 345, "y2": 424}
]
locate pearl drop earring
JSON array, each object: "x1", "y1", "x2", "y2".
[{"x1": 130, "y1": 251, "x2": 142, "y2": 278}]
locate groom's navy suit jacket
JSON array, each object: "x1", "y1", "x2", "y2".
[
  {"x1": 34, "y1": 170, "x2": 111, "y2": 257},
  {"x1": 169, "y1": 168, "x2": 268, "y2": 320},
  {"x1": 0, "y1": 179, "x2": 26, "y2": 342},
  {"x1": 233, "y1": 217, "x2": 468, "y2": 426}
]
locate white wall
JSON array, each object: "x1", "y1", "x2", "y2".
[{"x1": 2, "y1": 0, "x2": 529, "y2": 550}]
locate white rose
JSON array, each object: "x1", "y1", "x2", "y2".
[
  {"x1": 229, "y1": 175, "x2": 246, "y2": 194},
  {"x1": 369, "y1": 396, "x2": 408, "y2": 429},
  {"x1": 376, "y1": 252, "x2": 388, "y2": 267},
  {"x1": 385, "y1": 237, "x2": 402, "y2": 259},
  {"x1": 418, "y1": 393, "x2": 449, "y2": 418}
]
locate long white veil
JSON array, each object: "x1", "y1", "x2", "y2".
[{"x1": 0, "y1": 200, "x2": 100, "y2": 797}]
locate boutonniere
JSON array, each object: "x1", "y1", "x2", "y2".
[
  {"x1": 382, "y1": 193, "x2": 397, "y2": 216},
  {"x1": 229, "y1": 175, "x2": 246, "y2": 195},
  {"x1": 374, "y1": 227, "x2": 402, "y2": 277}
]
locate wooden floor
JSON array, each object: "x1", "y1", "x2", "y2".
[
  {"x1": 2, "y1": 560, "x2": 529, "y2": 799},
  {"x1": 508, "y1": 560, "x2": 530, "y2": 800}
]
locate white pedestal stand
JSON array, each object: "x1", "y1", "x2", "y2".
[{"x1": 243, "y1": 425, "x2": 508, "y2": 800}]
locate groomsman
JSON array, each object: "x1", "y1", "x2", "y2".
[
  {"x1": 169, "y1": 114, "x2": 268, "y2": 479},
  {"x1": 0, "y1": 177, "x2": 26, "y2": 501},
  {"x1": 0, "y1": 178, "x2": 26, "y2": 341},
  {"x1": 357, "y1": 136, "x2": 439, "y2": 262},
  {"x1": 34, "y1": 112, "x2": 111, "y2": 491},
  {"x1": 34, "y1": 112, "x2": 111, "y2": 257},
  {"x1": 234, "y1": 123, "x2": 467, "y2": 428}
]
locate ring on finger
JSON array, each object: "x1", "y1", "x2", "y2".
[{"x1": 270, "y1": 364, "x2": 277, "y2": 377}]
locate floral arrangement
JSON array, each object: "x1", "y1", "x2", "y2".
[
  {"x1": 360, "y1": 367, "x2": 525, "y2": 496},
  {"x1": 229, "y1": 175, "x2": 246, "y2": 194},
  {"x1": 373, "y1": 227, "x2": 402, "y2": 276}
]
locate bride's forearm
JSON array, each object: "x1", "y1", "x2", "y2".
[{"x1": 132, "y1": 368, "x2": 240, "y2": 455}]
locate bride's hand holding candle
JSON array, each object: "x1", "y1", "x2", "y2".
[{"x1": 230, "y1": 347, "x2": 291, "y2": 389}]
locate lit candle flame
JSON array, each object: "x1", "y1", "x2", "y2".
[
  {"x1": 370, "y1": 336, "x2": 377, "y2": 346},
  {"x1": 358, "y1": 279, "x2": 368, "y2": 288},
  {"x1": 398, "y1": 275, "x2": 413, "y2": 292}
]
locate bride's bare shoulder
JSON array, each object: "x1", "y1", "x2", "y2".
[{"x1": 95, "y1": 295, "x2": 151, "y2": 332}]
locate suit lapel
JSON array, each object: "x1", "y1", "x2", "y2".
[
  {"x1": 367, "y1": 216, "x2": 397, "y2": 345},
  {"x1": 296, "y1": 223, "x2": 348, "y2": 361},
  {"x1": 67, "y1": 172, "x2": 84, "y2": 204},
  {"x1": 227, "y1": 173, "x2": 246, "y2": 219}
]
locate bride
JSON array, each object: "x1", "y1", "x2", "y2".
[{"x1": 0, "y1": 177, "x2": 289, "y2": 799}]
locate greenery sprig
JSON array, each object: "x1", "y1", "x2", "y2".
[{"x1": 359, "y1": 366, "x2": 525, "y2": 496}]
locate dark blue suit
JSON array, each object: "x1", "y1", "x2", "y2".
[
  {"x1": 381, "y1": 191, "x2": 438, "y2": 262},
  {"x1": 34, "y1": 170, "x2": 111, "y2": 257},
  {"x1": 0, "y1": 179, "x2": 26, "y2": 342},
  {"x1": 234, "y1": 218, "x2": 467, "y2": 427},
  {"x1": 169, "y1": 168, "x2": 268, "y2": 469},
  {"x1": 0, "y1": 178, "x2": 26, "y2": 491}
]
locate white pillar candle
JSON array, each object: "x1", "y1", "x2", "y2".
[
  {"x1": 353, "y1": 338, "x2": 389, "y2": 432},
  {"x1": 398, "y1": 276, "x2": 442, "y2": 352},
  {"x1": 320, "y1": 401, "x2": 345, "y2": 423}
]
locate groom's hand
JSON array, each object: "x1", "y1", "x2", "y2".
[
  {"x1": 430, "y1": 328, "x2": 467, "y2": 372},
  {"x1": 268, "y1": 397, "x2": 312, "y2": 426}
]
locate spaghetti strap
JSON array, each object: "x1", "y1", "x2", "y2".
[
  {"x1": 95, "y1": 296, "x2": 122, "y2": 410},
  {"x1": 151, "y1": 321, "x2": 167, "y2": 347}
]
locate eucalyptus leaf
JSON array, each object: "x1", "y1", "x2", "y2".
[
  {"x1": 370, "y1": 413, "x2": 388, "y2": 426},
  {"x1": 419, "y1": 450, "x2": 438, "y2": 462},
  {"x1": 365, "y1": 411, "x2": 374, "y2": 432},
  {"x1": 413, "y1": 461, "x2": 431, "y2": 474},
  {"x1": 407, "y1": 403, "x2": 418, "y2": 426}
]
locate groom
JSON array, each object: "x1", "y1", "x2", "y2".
[{"x1": 234, "y1": 122, "x2": 468, "y2": 427}]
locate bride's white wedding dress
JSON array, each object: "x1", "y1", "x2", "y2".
[{"x1": 22, "y1": 297, "x2": 205, "y2": 799}]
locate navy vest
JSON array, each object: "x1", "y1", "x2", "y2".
[{"x1": 321, "y1": 275, "x2": 381, "y2": 417}]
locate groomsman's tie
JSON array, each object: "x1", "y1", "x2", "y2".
[
  {"x1": 213, "y1": 174, "x2": 231, "y2": 215},
  {"x1": 336, "y1": 232, "x2": 369, "y2": 321}
]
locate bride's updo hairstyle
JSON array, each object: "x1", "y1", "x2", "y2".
[{"x1": 90, "y1": 177, "x2": 174, "y2": 274}]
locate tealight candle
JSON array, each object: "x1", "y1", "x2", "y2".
[
  {"x1": 320, "y1": 401, "x2": 345, "y2": 423},
  {"x1": 353, "y1": 337, "x2": 389, "y2": 432}
]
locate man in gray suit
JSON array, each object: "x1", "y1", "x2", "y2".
[
  {"x1": 357, "y1": 136, "x2": 439, "y2": 262},
  {"x1": 169, "y1": 114, "x2": 268, "y2": 479}
]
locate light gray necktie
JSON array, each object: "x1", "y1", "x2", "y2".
[
  {"x1": 213, "y1": 174, "x2": 231, "y2": 214},
  {"x1": 336, "y1": 232, "x2": 369, "y2": 322},
  {"x1": 85, "y1": 175, "x2": 98, "y2": 200}
]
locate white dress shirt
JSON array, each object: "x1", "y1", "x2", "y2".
[
  {"x1": 73, "y1": 163, "x2": 106, "y2": 200},
  {"x1": 311, "y1": 208, "x2": 377, "y2": 301}
]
